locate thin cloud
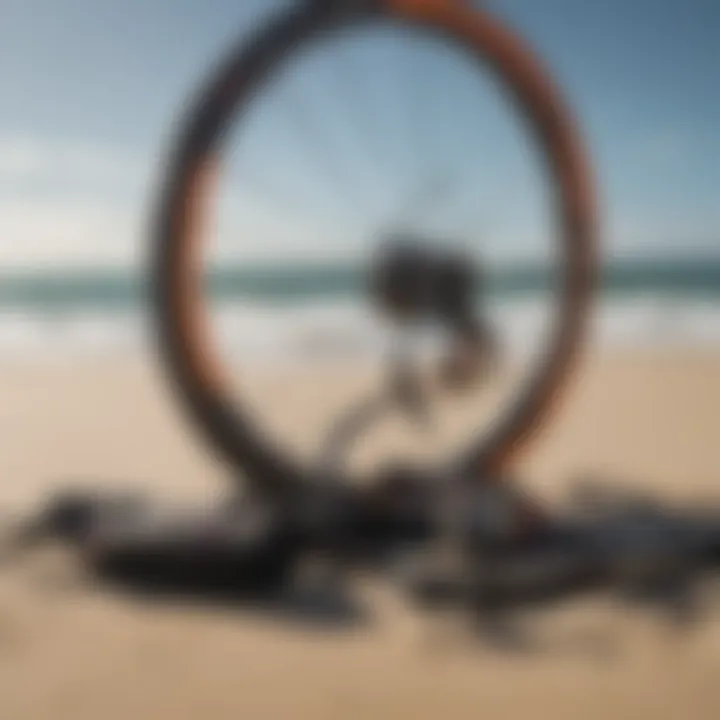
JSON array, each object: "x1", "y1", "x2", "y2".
[
  {"x1": 0, "y1": 135, "x2": 152, "y2": 269},
  {"x1": 0, "y1": 196, "x2": 143, "y2": 268},
  {"x1": 0, "y1": 136, "x2": 141, "y2": 189}
]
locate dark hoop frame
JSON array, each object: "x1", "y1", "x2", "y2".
[{"x1": 151, "y1": 0, "x2": 598, "y2": 498}]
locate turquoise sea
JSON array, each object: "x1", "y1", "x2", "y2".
[
  {"x1": 0, "y1": 255, "x2": 718, "y2": 358},
  {"x1": 0, "y1": 256, "x2": 719, "y2": 311}
]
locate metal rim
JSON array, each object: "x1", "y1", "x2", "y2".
[{"x1": 150, "y1": 0, "x2": 598, "y2": 498}]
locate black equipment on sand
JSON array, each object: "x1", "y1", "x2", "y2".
[{"x1": 4, "y1": 1, "x2": 719, "y2": 638}]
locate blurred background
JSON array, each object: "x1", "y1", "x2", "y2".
[
  {"x1": 0, "y1": 0, "x2": 717, "y2": 472},
  {"x1": 0, "y1": 2, "x2": 718, "y2": 719}
]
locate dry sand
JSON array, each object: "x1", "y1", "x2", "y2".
[{"x1": 1, "y1": 349, "x2": 719, "y2": 720}]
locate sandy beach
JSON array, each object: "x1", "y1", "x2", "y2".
[{"x1": 1, "y1": 349, "x2": 719, "y2": 719}]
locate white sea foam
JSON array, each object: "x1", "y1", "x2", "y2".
[{"x1": 0, "y1": 294, "x2": 719, "y2": 363}]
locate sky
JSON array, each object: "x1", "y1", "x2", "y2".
[{"x1": 0, "y1": 0, "x2": 717, "y2": 270}]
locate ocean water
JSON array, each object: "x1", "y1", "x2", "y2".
[{"x1": 0, "y1": 257, "x2": 718, "y2": 361}]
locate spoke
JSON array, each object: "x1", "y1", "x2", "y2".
[
  {"x1": 233, "y1": 165, "x2": 348, "y2": 237},
  {"x1": 277, "y1": 75, "x2": 373, "y2": 229},
  {"x1": 402, "y1": 33, "x2": 430, "y2": 192},
  {"x1": 373, "y1": 171, "x2": 461, "y2": 241},
  {"x1": 325, "y1": 34, "x2": 386, "y2": 167}
]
